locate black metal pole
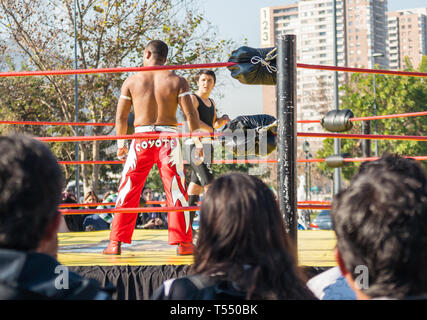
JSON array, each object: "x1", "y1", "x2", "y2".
[
  {"x1": 308, "y1": 157, "x2": 312, "y2": 200},
  {"x1": 332, "y1": 0, "x2": 341, "y2": 194},
  {"x1": 276, "y1": 35, "x2": 297, "y2": 244},
  {"x1": 362, "y1": 121, "x2": 371, "y2": 157},
  {"x1": 305, "y1": 154, "x2": 308, "y2": 201}
]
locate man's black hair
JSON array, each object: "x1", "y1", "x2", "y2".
[
  {"x1": 146, "y1": 40, "x2": 168, "y2": 62},
  {"x1": 332, "y1": 154, "x2": 427, "y2": 298},
  {"x1": 0, "y1": 135, "x2": 64, "y2": 251}
]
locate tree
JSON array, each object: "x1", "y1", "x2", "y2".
[
  {"x1": 0, "y1": 0, "x2": 234, "y2": 194},
  {"x1": 317, "y1": 56, "x2": 427, "y2": 181}
]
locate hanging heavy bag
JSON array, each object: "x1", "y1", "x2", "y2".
[
  {"x1": 227, "y1": 46, "x2": 278, "y2": 85},
  {"x1": 220, "y1": 114, "x2": 277, "y2": 157}
]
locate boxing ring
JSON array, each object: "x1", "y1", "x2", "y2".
[{"x1": 2, "y1": 36, "x2": 427, "y2": 300}]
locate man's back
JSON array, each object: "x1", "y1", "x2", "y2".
[{"x1": 126, "y1": 71, "x2": 183, "y2": 127}]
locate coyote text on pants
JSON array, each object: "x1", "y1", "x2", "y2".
[{"x1": 110, "y1": 126, "x2": 192, "y2": 245}]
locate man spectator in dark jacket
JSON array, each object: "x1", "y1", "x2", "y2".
[
  {"x1": 332, "y1": 154, "x2": 427, "y2": 300},
  {"x1": 0, "y1": 134, "x2": 112, "y2": 299}
]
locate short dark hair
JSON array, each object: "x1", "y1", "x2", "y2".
[
  {"x1": 193, "y1": 173, "x2": 315, "y2": 299},
  {"x1": 0, "y1": 135, "x2": 64, "y2": 251},
  {"x1": 196, "y1": 70, "x2": 216, "y2": 83},
  {"x1": 332, "y1": 154, "x2": 427, "y2": 298},
  {"x1": 146, "y1": 40, "x2": 168, "y2": 62}
]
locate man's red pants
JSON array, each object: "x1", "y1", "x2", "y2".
[{"x1": 109, "y1": 126, "x2": 192, "y2": 245}]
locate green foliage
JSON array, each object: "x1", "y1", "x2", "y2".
[
  {"x1": 0, "y1": 0, "x2": 234, "y2": 192},
  {"x1": 317, "y1": 57, "x2": 427, "y2": 180}
]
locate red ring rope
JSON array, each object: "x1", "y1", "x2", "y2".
[
  {"x1": 1, "y1": 62, "x2": 425, "y2": 78},
  {"x1": 60, "y1": 202, "x2": 116, "y2": 208},
  {"x1": 0, "y1": 62, "x2": 237, "y2": 78},
  {"x1": 297, "y1": 63, "x2": 427, "y2": 78},
  {"x1": 298, "y1": 205, "x2": 331, "y2": 210},
  {"x1": 3, "y1": 110, "x2": 427, "y2": 127},
  {"x1": 298, "y1": 111, "x2": 427, "y2": 124},
  {"x1": 0, "y1": 120, "x2": 114, "y2": 127},
  {"x1": 59, "y1": 200, "x2": 331, "y2": 208},
  {"x1": 60, "y1": 205, "x2": 200, "y2": 215},
  {"x1": 298, "y1": 132, "x2": 427, "y2": 142},
  {"x1": 57, "y1": 155, "x2": 427, "y2": 167},
  {"x1": 59, "y1": 204, "x2": 332, "y2": 214},
  {"x1": 37, "y1": 131, "x2": 427, "y2": 143},
  {"x1": 38, "y1": 132, "x2": 218, "y2": 143},
  {"x1": 349, "y1": 111, "x2": 427, "y2": 122}
]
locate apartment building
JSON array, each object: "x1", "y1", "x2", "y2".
[
  {"x1": 260, "y1": 3, "x2": 298, "y2": 118},
  {"x1": 387, "y1": 8, "x2": 427, "y2": 70},
  {"x1": 260, "y1": 0, "x2": 388, "y2": 152},
  {"x1": 346, "y1": 0, "x2": 388, "y2": 68}
]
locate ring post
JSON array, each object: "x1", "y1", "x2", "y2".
[{"x1": 276, "y1": 35, "x2": 297, "y2": 245}]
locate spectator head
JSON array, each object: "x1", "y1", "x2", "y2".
[
  {"x1": 144, "y1": 40, "x2": 168, "y2": 65},
  {"x1": 62, "y1": 191, "x2": 77, "y2": 204},
  {"x1": 0, "y1": 135, "x2": 64, "y2": 252},
  {"x1": 193, "y1": 173, "x2": 315, "y2": 299},
  {"x1": 84, "y1": 190, "x2": 99, "y2": 204},
  {"x1": 332, "y1": 154, "x2": 427, "y2": 299},
  {"x1": 142, "y1": 187, "x2": 153, "y2": 201}
]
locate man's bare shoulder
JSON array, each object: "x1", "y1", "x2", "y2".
[
  {"x1": 122, "y1": 74, "x2": 139, "y2": 87},
  {"x1": 175, "y1": 74, "x2": 190, "y2": 90},
  {"x1": 190, "y1": 94, "x2": 199, "y2": 107},
  {"x1": 163, "y1": 72, "x2": 186, "y2": 84}
]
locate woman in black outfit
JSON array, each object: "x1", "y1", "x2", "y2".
[{"x1": 152, "y1": 173, "x2": 317, "y2": 300}]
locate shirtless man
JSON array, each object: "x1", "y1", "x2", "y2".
[{"x1": 103, "y1": 40, "x2": 203, "y2": 256}]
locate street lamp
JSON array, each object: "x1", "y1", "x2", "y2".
[
  {"x1": 372, "y1": 52, "x2": 384, "y2": 157},
  {"x1": 303, "y1": 141, "x2": 310, "y2": 201},
  {"x1": 308, "y1": 153, "x2": 312, "y2": 200}
]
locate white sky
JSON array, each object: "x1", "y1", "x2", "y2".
[{"x1": 198, "y1": 0, "x2": 427, "y2": 119}]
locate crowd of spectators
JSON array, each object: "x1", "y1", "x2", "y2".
[
  {"x1": 2, "y1": 133, "x2": 427, "y2": 301},
  {"x1": 59, "y1": 186, "x2": 167, "y2": 232}
]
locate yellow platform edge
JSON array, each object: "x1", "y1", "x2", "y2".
[{"x1": 58, "y1": 229, "x2": 337, "y2": 267}]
